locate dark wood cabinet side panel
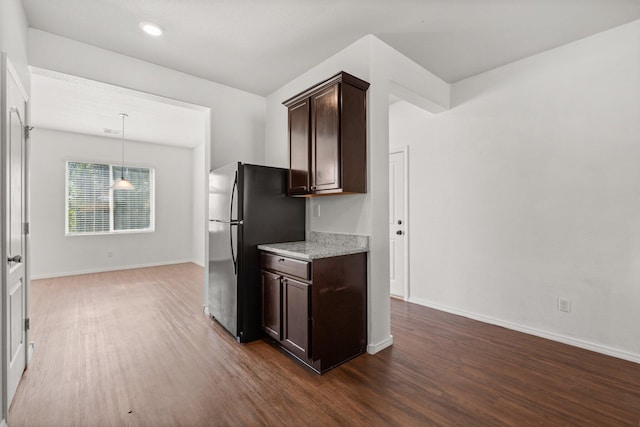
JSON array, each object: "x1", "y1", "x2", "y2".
[
  {"x1": 340, "y1": 84, "x2": 367, "y2": 193},
  {"x1": 311, "y1": 84, "x2": 340, "y2": 192},
  {"x1": 288, "y1": 100, "x2": 310, "y2": 195},
  {"x1": 312, "y1": 253, "x2": 367, "y2": 369},
  {"x1": 261, "y1": 271, "x2": 282, "y2": 340},
  {"x1": 283, "y1": 278, "x2": 311, "y2": 360}
]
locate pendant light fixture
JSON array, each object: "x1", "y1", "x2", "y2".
[{"x1": 111, "y1": 113, "x2": 135, "y2": 190}]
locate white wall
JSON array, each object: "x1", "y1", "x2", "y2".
[
  {"x1": 30, "y1": 128, "x2": 194, "y2": 278},
  {"x1": 390, "y1": 20, "x2": 640, "y2": 362},
  {"x1": 27, "y1": 29, "x2": 266, "y2": 305},
  {"x1": 28, "y1": 29, "x2": 265, "y2": 170},
  {"x1": 265, "y1": 35, "x2": 449, "y2": 353},
  {"x1": 0, "y1": 0, "x2": 30, "y2": 91}
]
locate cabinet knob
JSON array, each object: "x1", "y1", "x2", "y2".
[{"x1": 278, "y1": 258, "x2": 285, "y2": 262}]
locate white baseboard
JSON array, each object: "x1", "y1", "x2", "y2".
[
  {"x1": 31, "y1": 259, "x2": 197, "y2": 280},
  {"x1": 409, "y1": 297, "x2": 640, "y2": 365},
  {"x1": 367, "y1": 335, "x2": 394, "y2": 354}
]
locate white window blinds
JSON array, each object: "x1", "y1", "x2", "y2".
[{"x1": 66, "y1": 161, "x2": 155, "y2": 235}]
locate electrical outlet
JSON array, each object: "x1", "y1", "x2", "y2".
[
  {"x1": 558, "y1": 297, "x2": 571, "y2": 313},
  {"x1": 107, "y1": 251, "x2": 113, "y2": 258}
]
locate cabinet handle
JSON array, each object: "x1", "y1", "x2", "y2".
[
  {"x1": 278, "y1": 258, "x2": 285, "y2": 262},
  {"x1": 310, "y1": 186, "x2": 317, "y2": 191}
]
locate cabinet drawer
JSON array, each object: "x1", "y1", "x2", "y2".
[{"x1": 261, "y1": 252, "x2": 310, "y2": 280}]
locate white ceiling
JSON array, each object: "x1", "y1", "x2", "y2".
[
  {"x1": 23, "y1": 0, "x2": 640, "y2": 96},
  {"x1": 31, "y1": 68, "x2": 207, "y2": 148}
]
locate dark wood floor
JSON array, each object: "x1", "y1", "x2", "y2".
[{"x1": 8, "y1": 263, "x2": 640, "y2": 426}]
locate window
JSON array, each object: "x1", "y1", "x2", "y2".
[{"x1": 66, "y1": 161, "x2": 155, "y2": 235}]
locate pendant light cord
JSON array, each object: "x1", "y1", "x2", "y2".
[
  {"x1": 110, "y1": 113, "x2": 134, "y2": 190},
  {"x1": 120, "y1": 113, "x2": 128, "y2": 180}
]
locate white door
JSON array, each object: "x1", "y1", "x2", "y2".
[
  {"x1": 389, "y1": 150, "x2": 407, "y2": 298},
  {"x1": 2, "y1": 56, "x2": 29, "y2": 408}
]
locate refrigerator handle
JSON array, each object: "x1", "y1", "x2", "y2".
[
  {"x1": 230, "y1": 223, "x2": 238, "y2": 275},
  {"x1": 230, "y1": 170, "x2": 238, "y2": 275},
  {"x1": 230, "y1": 171, "x2": 238, "y2": 221}
]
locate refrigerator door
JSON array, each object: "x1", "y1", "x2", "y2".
[
  {"x1": 208, "y1": 220, "x2": 238, "y2": 336},
  {"x1": 209, "y1": 162, "x2": 240, "y2": 222},
  {"x1": 208, "y1": 162, "x2": 241, "y2": 338},
  {"x1": 237, "y1": 164, "x2": 306, "y2": 342}
]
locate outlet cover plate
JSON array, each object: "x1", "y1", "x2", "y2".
[{"x1": 558, "y1": 297, "x2": 571, "y2": 313}]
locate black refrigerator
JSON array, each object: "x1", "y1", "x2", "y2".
[{"x1": 208, "y1": 162, "x2": 305, "y2": 342}]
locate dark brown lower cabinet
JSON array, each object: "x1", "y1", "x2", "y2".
[
  {"x1": 261, "y1": 271, "x2": 281, "y2": 340},
  {"x1": 282, "y1": 277, "x2": 310, "y2": 360},
  {"x1": 260, "y1": 251, "x2": 367, "y2": 374}
]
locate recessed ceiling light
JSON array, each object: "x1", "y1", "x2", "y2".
[{"x1": 139, "y1": 22, "x2": 163, "y2": 37}]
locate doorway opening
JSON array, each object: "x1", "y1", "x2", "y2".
[
  {"x1": 6, "y1": 67, "x2": 211, "y2": 415},
  {"x1": 388, "y1": 147, "x2": 409, "y2": 300},
  {"x1": 388, "y1": 88, "x2": 442, "y2": 303},
  {"x1": 29, "y1": 67, "x2": 211, "y2": 280}
]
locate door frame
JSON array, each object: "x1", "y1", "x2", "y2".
[
  {"x1": 1, "y1": 53, "x2": 31, "y2": 419},
  {"x1": 389, "y1": 146, "x2": 410, "y2": 301}
]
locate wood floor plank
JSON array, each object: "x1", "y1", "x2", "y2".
[{"x1": 7, "y1": 263, "x2": 640, "y2": 426}]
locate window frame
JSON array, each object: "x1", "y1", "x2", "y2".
[{"x1": 65, "y1": 160, "x2": 156, "y2": 236}]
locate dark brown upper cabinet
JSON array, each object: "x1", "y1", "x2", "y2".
[{"x1": 283, "y1": 71, "x2": 370, "y2": 197}]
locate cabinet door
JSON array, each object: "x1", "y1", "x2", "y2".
[
  {"x1": 311, "y1": 84, "x2": 340, "y2": 192},
  {"x1": 261, "y1": 271, "x2": 282, "y2": 340},
  {"x1": 288, "y1": 99, "x2": 310, "y2": 195},
  {"x1": 282, "y1": 277, "x2": 310, "y2": 360}
]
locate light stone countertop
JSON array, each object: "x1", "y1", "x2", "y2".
[{"x1": 258, "y1": 231, "x2": 369, "y2": 261}]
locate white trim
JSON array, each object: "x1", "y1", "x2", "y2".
[
  {"x1": 24, "y1": 68, "x2": 32, "y2": 379},
  {"x1": 30, "y1": 67, "x2": 208, "y2": 113},
  {"x1": 1, "y1": 418, "x2": 6, "y2": 427},
  {"x1": 367, "y1": 335, "x2": 394, "y2": 354},
  {"x1": 64, "y1": 228, "x2": 155, "y2": 237},
  {"x1": 389, "y1": 146, "x2": 410, "y2": 301},
  {"x1": 6, "y1": 60, "x2": 28, "y2": 103},
  {"x1": 203, "y1": 115, "x2": 211, "y2": 310},
  {"x1": 0, "y1": 52, "x2": 8, "y2": 427},
  {"x1": 61, "y1": 154, "x2": 161, "y2": 171},
  {"x1": 30, "y1": 259, "x2": 197, "y2": 280},
  {"x1": 389, "y1": 81, "x2": 447, "y2": 113},
  {"x1": 409, "y1": 297, "x2": 640, "y2": 365}
]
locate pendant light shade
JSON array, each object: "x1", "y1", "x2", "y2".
[
  {"x1": 111, "y1": 113, "x2": 135, "y2": 190},
  {"x1": 111, "y1": 177, "x2": 135, "y2": 190}
]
